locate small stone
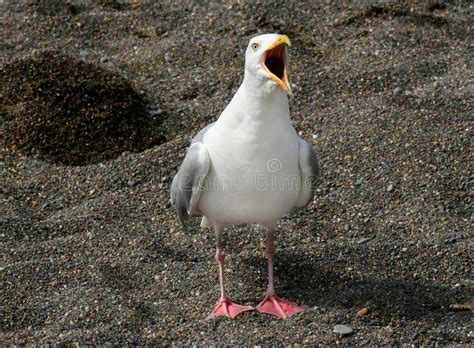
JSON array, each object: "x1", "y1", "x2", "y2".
[
  {"x1": 164, "y1": 53, "x2": 172, "y2": 62},
  {"x1": 333, "y1": 324, "x2": 353, "y2": 336},
  {"x1": 155, "y1": 27, "x2": 166, "y2": 36},
  {"x1": 451, "y1": 298, "x2": 474, "y2": 311},
  {"x1": 412, "y1": 329, "x2": 427, "y2": 341},
  {"x1": 79, "y1": 49, "x2": 89, "y2": 58},
  {"x1": 357, "y1": 307, "x2": 369, "y2": 317},
  {"x1": 355, "y1": 178, "x2": 363, "y2": 186},
  {"x1": 385, "y1": 326, "x2": 395, "y2": 333},
  {"x1": 127, "y1": 178, "x2": 138, "y2": 186},
  {"x1": 150, "y1": 109, "x2": 166, "y2": 116},
  {"x1": 357, "y1": 237, "x2": 373, "y2": 244},
  {"x1": 387, "y1": 183, "x2": 394, "y2": 192}
]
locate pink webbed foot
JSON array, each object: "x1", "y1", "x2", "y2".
[
  {"x1": 206, "y1": 298, "x2": 253, "y2": 320},
  {"x1": 256, "y1": 292, "x2": 308, "y2": 319}
]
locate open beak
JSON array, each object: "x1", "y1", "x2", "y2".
[{"x1": 260, "y1": 35, "x2": 291, "y2": 95}]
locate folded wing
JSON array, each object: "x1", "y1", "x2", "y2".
[
  {"x1": 170, "y1": 142, "x2": 210, "y2": 224},
  {"x1": 293, "y1": 139, "x2": 320, "y2": 209}
]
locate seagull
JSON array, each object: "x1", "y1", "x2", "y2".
[{"x1": 170, "y1": 33, "x2": 319, "y2": 320}]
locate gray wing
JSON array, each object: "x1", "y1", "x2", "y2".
[
  {"x1": 170, "y1": 142, "x2": 210, "y2": 224},
  {"x1": 294, "y1": 139, "x2": 320, "y2": 209}
]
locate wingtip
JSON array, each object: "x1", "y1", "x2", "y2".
[{"x1": 176, "y1": 204, "x2": 190, "y2": 226}]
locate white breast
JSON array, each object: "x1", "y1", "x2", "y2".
[{"x1": 197, "y1": 109, "x2": 300, "y2": 227}]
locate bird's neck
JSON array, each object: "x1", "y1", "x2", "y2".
[{"x1": 238, "y1": 74, "x2": 290, "y2": 124}]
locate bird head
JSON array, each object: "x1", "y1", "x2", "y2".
[{"x1": 245, "y1": 33, "x2": 292, "y2": 95}]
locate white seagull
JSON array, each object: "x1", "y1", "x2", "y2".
[{"x1": 171, "y1": 33, "x2": 319, "y2": 320}]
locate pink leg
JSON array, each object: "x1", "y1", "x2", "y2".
[
  {"x1": 256, "y1": 228, "x2": 308, "y2": 319},
  {"x1": 206, "y1": 227, "x2": 253, "y2": 320}
]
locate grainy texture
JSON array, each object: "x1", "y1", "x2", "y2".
[
  {"x1": 2, "y1": 53, "x2": 166, "y2": 165},
  {"x1": 1, "y1": 0, "x2": 472, "y2": 345}
]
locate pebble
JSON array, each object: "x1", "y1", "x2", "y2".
[
  {"x1": 387, "y1": 183, "x2": 395, "y2": 192},
  {"x1": 357, "y1": 307, "x2": 370, "y2": 317},
  {"x1": 333, "y1": 325, "x2": 354, "y2": 336},
  {"x1": 150, "y1": 109, "x2": 166, "y2": 116},
  {"x1": 412, "y1": 329, "x2": 427, "y2": 341},
  {"x1": 127, "y1": 178, "x2": 138, "y2": 186},
  {"x1": 385, "y1": 326, "x2": 395, "y2": 333},
  {"x1": 357, "y1": 237, "x2": 373, "y2": 244}
]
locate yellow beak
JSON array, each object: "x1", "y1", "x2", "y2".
[{"x1": 267, "y1": 34, "x2": 291, "y2": 50}]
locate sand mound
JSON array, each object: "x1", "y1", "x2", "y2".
[{"x1": 1, "y1": 52, "x2": 165, "y2": 165}]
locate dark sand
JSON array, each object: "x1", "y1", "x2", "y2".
[{"x1": 1, "y1": 1, "x2": 472, "y2": 345}]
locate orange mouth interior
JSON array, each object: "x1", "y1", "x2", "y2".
[
  {"x1": 264, "y1": 45, "x2": 286, "y2": 80},
  {"x1": 261, "y1": 43, "x2": 290, "y2": 93}
]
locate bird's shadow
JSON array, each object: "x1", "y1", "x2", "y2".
[{"x1": 240, "y1": 252, "x2": 469, "y2": 324}]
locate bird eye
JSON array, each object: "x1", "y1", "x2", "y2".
[{"x1": 251, "y1": 42, "x2": 260, "y2": 51}]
